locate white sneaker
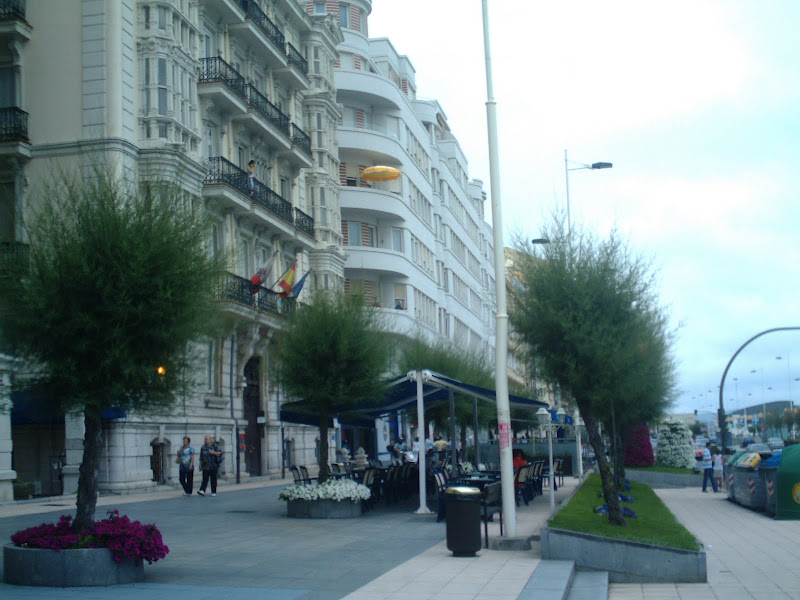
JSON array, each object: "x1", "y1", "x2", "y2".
[
  {"x1": 211, "y1": 493, "x2": 216, "y2": 496},
  {"x1": 197, "y1": 490, "x2": 205, "y2": 496},
  {"x1": 183, "y1": 492, "x2": 191, "y2": 496}
]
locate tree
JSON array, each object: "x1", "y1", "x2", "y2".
[
  {"x1": 0, "y1": 169, "x2": 227, "y2": 530},
  {"x1": 509, "y1": 219, "x2": 676, "y2": 526},
  {"x1": 274, "y1": 289, "x2": 390, "y2": 483}
]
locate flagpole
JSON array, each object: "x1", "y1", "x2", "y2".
[{"x1": 269, "y1": 263, "x2": 293, "y2": 290}]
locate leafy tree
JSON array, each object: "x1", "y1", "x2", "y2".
[
  {"x1": 0, "y1": 170, "x2": 227, "y2": 530},
  {"x1": 274, "y1": 289, "x2": 390, "y2": 483},
  {"x1": 766, "y1": 410, "x2": 784, "y2": 437},
  {"x1": 509, "y1": 218, "x2": 676, "y2": 526},
  {"x1": 625, "y1": 424, "x2": 655, "y2": 467}
]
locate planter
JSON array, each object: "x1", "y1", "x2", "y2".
[
  {"x1": 4, "y1": 544, "x2": 144, "y2": 586},
  {"x1": 540, "y1": 526, "x2": 706, "y2": 583},
  {"x1": 286, "y1": 498, "x2": 361, "y2": 519}
]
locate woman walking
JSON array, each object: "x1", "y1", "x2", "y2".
[
  {"x1": 177, "y1": 436, "x2": 195, "y2": 496},
  {"x1": 198, "y1": 435, "x2": 222, "y2": 496}
]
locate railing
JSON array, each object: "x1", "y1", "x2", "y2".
[
  {"x1": 198, "y1": 57, "x2": 247, "y2": 100},
  {"x1": 290, "y1": 123, "x2": 311, "y2": 156},
  {"x1": 0, "y1": 0, "x2": 25, "y2": 21},
  {"x1": 245, "y1": 84, "x2": 289, "y2": 135},
  {"x1": 294, "y1": 207, "x2": 314, "y2": 238},
  {"x1": 0, "y1": 107, "x2": 28, "y2": 142},
  {"x1": 286, "y1": 42, "x2": 308, "y2": 74},
  {"x1": 217, "y1": 271, "x2": 296, "y2": 317},
  {"x1": 0, "y1": 241, "x2": 29, "y2": 274},
  {"x1": 251, "y1": 178, "x2": 293, "y2": 224},
  {"x1": 237, "y1": 0, "x2": 285, "y2": 51},
  {"x1": 203, "y1": 157, "x2": 295, "y2": 226}
]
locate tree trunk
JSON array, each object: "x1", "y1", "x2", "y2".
[
  {"x1": 613, "y1": 429, "x2": 627, "y2": 490},
  {"x1": 74, "y1": 406, "x2": 103, "y2": 532},
  {"x1": 318, "y1": 417, "x2": 330, "y2": 484},
  {"x1": 581, "y1": 408, "x2": 626, "y2": 526}
]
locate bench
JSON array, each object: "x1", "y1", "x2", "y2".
[{"x1": 481, "y1": 481, "x2": 503, "y2": 548}]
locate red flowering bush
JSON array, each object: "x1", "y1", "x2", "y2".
[
  {"x1": 10, "y1": 509, "x2": 169, "y2": 564},
  {"x1": 624, "y1": 424, "x2": 655, "y2": 467}
]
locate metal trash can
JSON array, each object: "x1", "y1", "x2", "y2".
[
  {"x1": 445, "y1": 486, "x2": 482, "y2": 556},
  {"x1": 760, "y1": 466, "x2": 779, "y2": 516},
  {"x1": 735, "y1": 464, "x2": 766, "y2": 510}
]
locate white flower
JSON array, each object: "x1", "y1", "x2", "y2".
[
  {"x1": 655, "y1": 418, "x2": 696, "y2": 469},
  {"x1": 278, "y1": 478, "x2": 371, "y2": 502}
]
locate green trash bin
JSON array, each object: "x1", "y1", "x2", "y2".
[
  {"x1": 776, "y1": 445, "x2": 800, "y2": 520},
  {"x1": 445, "y1": 486, "x2": 482, "y2": 556}
]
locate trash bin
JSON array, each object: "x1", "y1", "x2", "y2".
[
  {"x1": 776, "y1": 444, "x2": 800, "y2": 520},
  {"x1": 734, "y1": 453, "x2": 766, "y2": 510},
  {"x1": 725, "y1": 451, "x2": 746, "y2": 502},
  {"x1": 445, "y1": 486, "x2": 482, "y2": 556},
  {"x1": 760, "y1": 463, "x2": 779, "y2": 516}
]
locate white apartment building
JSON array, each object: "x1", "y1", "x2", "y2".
[
  {"x1": 0, "y1": 0, "x2": 345, "y2": 500},
  {"x1": 333, "y1": 0, "x2": 497, "y2": 362}
]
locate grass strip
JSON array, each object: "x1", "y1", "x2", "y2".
[
  {"x1": 627, "y1": 465, "x2": 700, "y2": 475},
  {"x1": 548, "y1": 473, "x2": 700, "y2": 551}
]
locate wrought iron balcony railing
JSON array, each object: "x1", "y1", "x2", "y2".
[
  {"x1": 203, "y1": 157, "x2": 297, "y2": 227},
  {"x1": 245, "y1": 84, "x2": 289, "y2": 135},
  {"x1": 294, "y1": 207, "x2": 314, "y2": 238},
  {"x1": 290, "y1": 123, "x2": 311, "y2": 156},
  {"x1": 217, "y1": 271, "x2": 296, "y2": 317},
  {"x1": 0, "y1": 0, "x2": 25, "y2": 21},
  {"x1": 237, "y1": 0, "x2": 285, "y2": 52},
  {"x1": 0, "y1": 241, "x2": 29, "y2": 275},
  {"x1": 0, "y1": 107, "x2": 28, "y2": 142},
  {"x1": 199, "y1": 56, "x2": 247, "y2": 100},
  {"x1": 286, "y1": 42, "x2": 308, "y2": 75}
]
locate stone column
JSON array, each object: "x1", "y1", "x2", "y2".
[{"x1": 0, "y1": 359, "x2": 17, "y2": 502}]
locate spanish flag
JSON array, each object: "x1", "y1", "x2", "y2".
[{"x1": 277, "y1": 263, "x2": 296, "y2": 298}]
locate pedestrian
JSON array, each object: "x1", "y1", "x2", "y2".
[
  {"x1": 713, "y1": 448, "x2": 725, "y2": 491},
  {"x1": 701, "y1": 441, "x2": 718, "y2": 493},
  {"x1": 177, "y1": 436, "x2": 195, "y2": 496},
  {"x1": 197, "y1": 435, "x2": 222, "y2": 496}
]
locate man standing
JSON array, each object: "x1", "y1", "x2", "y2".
[
  {"x1": 198, "y1": 435, "x2": 222, "y2": 497},
  {"x1": 701, "y1": 441, "x2": 718, "y2": 493}
]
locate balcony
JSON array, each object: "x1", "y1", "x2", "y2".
[
  {"x1": 0, "y1": 0, "x2": 30, "y2": 43},
  {"x1": 0, "y1": 107, "x2": 28, "y2": 142},
  {"x1": 198, "y1": 57, "x2": 248, "y2": 116},
  {"x1": 229, "y1": 0, "x2": 287, "y2": 68},
  {"x1": 197, "y1": 0, "x2": 245, "y2": 26},
  {"x1": 230, "y1": 84, "x2": 291, "y2": 153},
  {"x1": 0, "y1": 241, "x2": 29, "y2": 275},
  {"x1": 0, "y1": 0, "x2": 25, "y2": 20},
  {"x1": 280, "y1": 122, "x2": 312, "y2": 169},
  {"x1": 294, "y1": 207, "x2": 314, "y2": 238},
  {"x1": 217, "y1": 271, "x2": 296, "y2": 319},
  {"x1": 290, "y1": 123, "x2": 311, "y2": 156},
  {"x1": 276, "y1": 41, "x2": 309, "y2": 91}
]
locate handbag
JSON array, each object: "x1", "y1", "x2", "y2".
[{"x1": 175, "y1": 453, "x2": 181, "y2": 464}]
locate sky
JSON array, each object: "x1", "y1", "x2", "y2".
[{"x1": 368, "y1": 1, "x2": 800, "y2": 416}]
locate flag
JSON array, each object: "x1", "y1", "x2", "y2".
[
  {"x1": 277, "y1": 263, "x2": 296, "y2": 298},
  {"x1": 290, "y1": 270, "x2": 311, "y2": 299}
]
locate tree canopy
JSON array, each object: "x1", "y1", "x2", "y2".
[
  {"x1": 274, "y1": 289, "x2": 391, "y2": 482},
  {"x1": 509, "y1": 218, "x2": 676, "y2": 525},
  {"x1": 0, "y1": 168, "x2": 228, "y2": 529}
]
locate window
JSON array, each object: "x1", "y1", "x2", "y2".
[
  {"x1": 314, "y1": 2, "x2": 326, "y2": 14},
  {"x1": 206, "y1": 126, "x2": 214, "y2": 157},
  {"x1": 339, "y1": 4, "x2": 349, "y2": 28},
  {"x1": 143, "y1": 60, "x2": 151, "y2": 113},
  {"x1": 313, "y1": 46, "x2": 320, "y2": 75},
  {"x1": 209, "y1": 224, "x2": 219, "y2": 257},
  {"x1": 319, "y1": 188, "x2": 327, "y2": 226},
  {"x1": 157, "y1": 58, "x2": 167, "y2": 116},
  {"x1": 206, "y1": 342, "x2": 216, "y2": 392},
  {"x1": 158, "y1": 6, "x2": 166, "y2": 29},
  {"x1": 143, "y1": 6, "x2": 150, "y2": 29},
  {"x1": 391, "y1": 228, "x2": 403, "y2": 253},
  {"x1": 348, "y1": 222, "x2": 361, "y2": 247}
]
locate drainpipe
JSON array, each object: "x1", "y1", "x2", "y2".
[{"x1": 230, "y1": 334, "x2": 240, "y2": 484}]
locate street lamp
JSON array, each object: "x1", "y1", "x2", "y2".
[
  {"x1": 777, "y1": 355, "x2": 795, "y2": 437},
  {"x1": 564, "y1": 149, "x2": 613, "y2": 237},
  {"x1": 537, "y1": 406, "x2": 565, "y2": 511},
  {"x1": 573, "y1": 409, "x2": 584, "y2": 479}
]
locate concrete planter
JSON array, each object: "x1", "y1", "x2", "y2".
[
  {"x1": 286, "y1": 499, "x2": 361, "y2": 519},
  {"x1": 4, "y1": 544, "x2": 144, "y2": 586},
  {"x1": 626, "y1": 469, "x2": 702, "y2": 488},
  {"x1": 540, "y1": 526, "x2": 706, "y2": 583}
]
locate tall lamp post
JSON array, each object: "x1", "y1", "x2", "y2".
[
  {"x1": 777, "y1": 355, "x2": 795, "y2": 437},
  {"x1": 573, "y1": 409, "x2": 584, "y2": 479},
  {"x1": 564, "y1": 149, "x2": 612, "y2": 237},
  {"x1": 537, "y1": 406, "x2": 565, "y2": 511},
  {"x1": 481, "y1": 0, "x2": 516, "y2": 537}
]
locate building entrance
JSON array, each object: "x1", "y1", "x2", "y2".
[{"x1": 243, "y1": 357, "x2": 262, "y2": 475}]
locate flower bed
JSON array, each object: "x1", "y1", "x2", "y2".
[
  {"x1": 279, "y1": 479, "x2": 370, "y2": 519},
  {"x1": 5, "y1": 509, "x2": 168, "y2": 586}
]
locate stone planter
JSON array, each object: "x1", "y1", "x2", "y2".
[
  {"x1": 286, "y1": 498, "x2": 362, "y2": 519},
  {"x1": 4, "y1": 544, "x2": 144, "y2": 586}
]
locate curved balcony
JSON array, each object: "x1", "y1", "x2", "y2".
[
  {"x1": 335, "y1": 70, "x2": 403, "y2": 110},
  {"x1": 344, "y1": 246, "x2": 412, "y2": 278},
  {"x1": 338, "y1": 127, "x2": 405, "y2": 165},
  {"x1": 340, "y1": 187, "x2": 410, "y2": 222}
]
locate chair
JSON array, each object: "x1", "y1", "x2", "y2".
[
  {"x1": 330, "y1": 463, "x2": 341, "y2": 474},
  {"x1": 290, "y1": 466, "x2": 304, "y2": 486},
  {"x1": 514, "y1": 465, "x2": 531, "y2": 507},
  {"x1": 532, "y1": 460, "x2": 545, "y2": 496},
  {"x1": 554, "y1": 458, "x2": 564, "y2": 487},
  {"x1": 361, "y1": 468, "x2": 376, "y2": 512},
  {"x1": 480, "y1": 481, "x2": 503, "y2": 548},
  {"x1": 298, "y1": 465, "x2": 317, "y2": 484}
]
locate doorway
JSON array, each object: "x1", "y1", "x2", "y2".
[{"x1": 243, "y1": 357, "x2": 262, "y2": 475}]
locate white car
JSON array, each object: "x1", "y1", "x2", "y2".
[{"x1": 767, "y1": 437, "x2": 784, "y2": 450}]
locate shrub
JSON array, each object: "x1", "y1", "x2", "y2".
[
  {"x1": 278, "y1": 479, "x2": 371, "y2": 502},
  {"x1": 655, "y1": 419, "x2": 695, "y2": 469},
  {"x1": 11, "y1": 510, "x2": 169, "y2": 564},
  {"x1": 625, "y1": 424, "x2": 655, "y2": 467}
]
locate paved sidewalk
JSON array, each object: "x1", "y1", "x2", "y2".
[{"x1": 610, "y1": 488, "x2": 800, "y2": 600}]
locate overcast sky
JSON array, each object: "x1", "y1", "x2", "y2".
[{"x1": 369, "y1": 1, "x2": 800, "y2": 416}]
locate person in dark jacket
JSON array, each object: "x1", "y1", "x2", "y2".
[{"x1": 197, "y1": 435, "x2": 222, "y2": 496}]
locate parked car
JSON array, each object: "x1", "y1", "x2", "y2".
[
  {"x1": 694, "y1": 442, "x2": 706, "y2": 460},
  {"x1": 745, "y1": 443, "x2": 773, "y2": 458},
  {"x1": 741, "y1": 439, "x2": 756, "y2": 448},
  {"x1": 767, "y1": 437, "x2": 785, "y2": 450}
]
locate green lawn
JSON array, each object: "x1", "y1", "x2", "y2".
[
  {"x1": 627, "y1": 465, "x2": 700, "y2": 475},
  {"x1": 549, "y1": 474, "x2": 700, "y2": 551}
]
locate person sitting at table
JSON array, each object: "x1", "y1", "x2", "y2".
[{"x1": 513, "y1": 449, "x2": 527, "y2": 472}]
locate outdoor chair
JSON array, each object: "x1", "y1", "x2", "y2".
[
  {"x1": 514, "y1": 464, "x2": 531, "y2": 507},
  {"x1": 480, "y1": 481, "x2": 503, "y2": 548},
  {"x1": 290, "y1": 466, "x2": 304, "y2": 486},
  {"x1": 298, "y1": 465, "x2": 317, "y2": 484},
  {"x1": 554, "y1": 458, "x2": 564, "y2": 487},
  {"x1": 532, "y1": 460, "x2": 545, "y2": 496},
  {"x1": 330, "y1": 463, "x2": 341, "y2": 474},
  {"x1": 361, "y1": 468, "x2": 376, "y2": 512}
]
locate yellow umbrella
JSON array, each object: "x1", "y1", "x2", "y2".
[{"x1": 361, "y1": 166, "x2": 401, "y2": 182}]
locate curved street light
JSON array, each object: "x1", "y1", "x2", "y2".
[{"x1": 564, "y1": 150, "x2": 613, "y2": 237}]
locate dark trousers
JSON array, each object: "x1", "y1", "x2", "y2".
[
  {"x1": 702, "y1": 467, "x2": 717, "y2": 492},
  {"x1": 179, "y1": 468, "x2": 194, "y2": 494},
  {"x1": 200, "y1": 469, "x2": 217, "y2": 493}
]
